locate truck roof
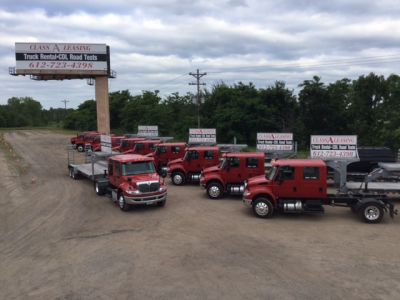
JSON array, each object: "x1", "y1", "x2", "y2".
[
  {"x1": 224, "y1": 152, "x2": 264, "y2": 158},
  {"x1": 122, "y1": 137, "x2": 146, "y2": 142},
  {"x1": 136, "y1": 140, "x2": 162, "y2": 144},
  {"x1": 158, "y1": 142, "x2": 186, "y2": 147},
  {"x1": 187, "y1": 146, "x2": 219, "y2": 151},
  {"x1": 110, "y1": 154, "x2": 154, "y2": 163},
  {"x1": 272, "y1": 159, "x2": 326, "y2": 167}
]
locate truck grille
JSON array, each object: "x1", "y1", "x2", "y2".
[{"x1": 137, "y1": 181, "x2": 160, "y2": 193}]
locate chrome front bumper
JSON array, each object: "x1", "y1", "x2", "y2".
[{"x1": 125, "y1": 191, "x2": 167, "y2": 205}]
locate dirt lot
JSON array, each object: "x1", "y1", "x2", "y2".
[{"x1": 0, "y1": 130, "x2": 400, "y2": 300}]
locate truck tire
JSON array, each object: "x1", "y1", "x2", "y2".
[
  {"x1": 70, "y1": 168, "x2": 80, "y2": 180},
  {"x1": 253, "y1": 197, "x2": 273, "y2": 218},
  {"x1": 172, "y1": 171, "x2": 185, "y2": 185},
  {"x1": 359, "y1": 201, "x2": 384, "y2": 223},
  {"x1": 207, "y1": 182, "x2": 223, "y2": 199},
  {"x1": 118, "y1": 194, "x2": 131, "y2": 211},
  {"x1": 95, "y1": 182, "x2": 105, "y2": 195},
  {"x1": 77, "y1": 144, "x2": 84, "y2": 152}
]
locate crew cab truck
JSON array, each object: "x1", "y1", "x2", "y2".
[
  {"x1": 242, "y1": 159, "x2": 397, "y2": 223},
  {"x1": 147, "y1": 142, "x2": 186, "y2": 173},
  {"x1": 200, "y1": 152, "x2": 265, "y2": 199},
  {"x1": 124, "y1": 140, "x2": 162, "y2": 155},
  {"x1": 167, "y1": 146, "x2": 220, "y2": 185},
  {"x1": 70, "y1": 154, "x2": 167, "y2": 211},
  {"x1": 113, "y1": 137, "x2": 145, "y2": 152},
  {"x1": 70, "y1": 131, "x2": 99, "y2": 152}
]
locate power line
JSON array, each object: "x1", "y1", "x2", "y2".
[{"x1": 61, "y1": 99, "x2": 69, "y2": 109}]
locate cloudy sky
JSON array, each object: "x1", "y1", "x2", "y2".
[{"x1": 1, "y1": 0, "x2": 400, "y2": 108}]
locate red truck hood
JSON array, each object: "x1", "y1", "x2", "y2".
[
  {"x1": 168, "y1": 158, "x2": 183, "y2": 166},
  {"x1": 126, "y1": 172, "x2": 160, "y2": 182},
  {"x1": 202, "y1": 165, "x2": 220, "y2": 174},
  {"x1": 247, "y1": 174, "x2": 269, "y2": 186}
]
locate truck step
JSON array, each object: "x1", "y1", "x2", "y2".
[{"x1": 303, "y1": 204, "x2": 325, "y2": 214}]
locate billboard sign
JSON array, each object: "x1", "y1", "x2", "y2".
[
  {"x1": 100, "y1": 135, "x2": 112, "y2": 153},
  {"x1": 257, "y1": 133, "x2": 294, "y2": 152},
  {"x1": 189, "y1": 128, "x2": 216, "y2": 144},
  {"x1": 138, "y1": 125, "x2": 159, "y2": 137},
  {"x1": 15, "y1": 42, "x2": 109, "y2": 75},
  {"x1": 310, "y1": 135, "x2": 358, "y2": 159}
]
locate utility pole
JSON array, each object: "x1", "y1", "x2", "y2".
[
  {"x1": 189, "y1": 69, "x2": 206, "y2": 128},
  {"x1": 61, "y1": 99, "x2": 69, "y2": 110}
]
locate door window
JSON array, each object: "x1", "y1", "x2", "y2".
[
  {"x1": 279, "y1": 166, "x2": 295, "y2": 180},
  {"x1": 204, "y1": 150, "x2": 214, "y2": 160},
  {"x1": 228, "y1": 157, "x2": 240, "y2": 168},
  {"x1": 246, "y1": 158, "x2": 258, "y2": 168},
  {"x1": 171, "y1": 146, "x2": 180, "y2": 153},
  {"x1": 303, "y1": 167, "x2": 319, "y2": 180}
]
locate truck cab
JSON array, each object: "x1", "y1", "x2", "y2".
[
  {"x1": 167, "y1": 146, "x2": 220, "y2": 185},
  {"x1": 124, "y1": 140, "x2": 162, "y2": 155},
  {"x1": 114, "y1": 137, "x2": 146, "y2": 152},
  {"x1": 200, "y1": 152, "x2": 265, "y2": 199},
  {"x1": 95, "y1": 154, "x2": 167, "y2": 211},
  {"x1": 243, "y1": 159, "x2": 328, "y2": 217},
  {"x1": 147, "y1": 142, "x2": 186, "y2": 172}
]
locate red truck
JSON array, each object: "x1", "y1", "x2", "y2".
[
  {"x1": 77, "y1": 154, "x2": 168, "y2": 211},
  {"x1": 242, "y1": 159, "x2": 397, "y2": 223},
  {"x1": 113, "y1": 137, "x2": 146, "y2": 152},
  {"x1": 200, "y1": 152, "x2": 265, "y2": 199},
  {"x1": 70, "y1": 131, "x2": 99, "y2": 152},
  {"x1": 167, "y1": 146, "x2": 220, "y2": 185},
  {"x1": 147, "y1": 142, "x2": 186, "y2": 173},
  {"x1": 124, "y1": 140, "x2": 162, "y2": 155}
]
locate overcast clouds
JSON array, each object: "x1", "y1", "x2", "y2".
[{"x1": 1, "y1": 0, "x2": 400, "y2": 108}]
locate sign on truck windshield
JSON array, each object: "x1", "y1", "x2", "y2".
[{"x1": 310, "y1": 135, "x2": 358, "y2": 159}]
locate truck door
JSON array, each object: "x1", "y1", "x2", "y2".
[
  {"x1": 298, "y1": 166, "x2": 326, "y2": 198},
  {"x1": 272, "y1": 166, "x2": 297, "y2": 198},
  {"x1": 108, "y1": 160, "x2": 122, "y2": 187},
  {"x1": 245, "y1": 157, "x2": 262, "y2": 179},
  {"x1": 225, "y1": 157, "x2": 241, "y2": 184},
  {"x1": 203, "y1": 150, "x2": 218, "y2": 169},
  {"x1": 186, "y1": 150, "x2": 200, "y2": 172}
]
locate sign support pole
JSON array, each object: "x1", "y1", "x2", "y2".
[{"x1": 95, "y1": 76, "x2": 110, "y2": 134}]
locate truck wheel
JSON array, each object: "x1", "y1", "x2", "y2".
[
  {"x1": 172, "y1": 172, "x2": 185, "y2": 185},
  {"x1": 95, "y1": 182, "x2": 105, "y2": 195},
  {"x1": 253, "y1": 197, "x2": 273, "y2": 218},
  {"x1": 118, "y1": 194, "x2": 131, "y2": 212},
  {"x1": 77, "y1": 145, "x2": 84, "y2": 152},
  {"x1": 360, "y1": 202, "x2": 384, "y2": 223},
  {"x1": 157, "y1": 200, "x2": 166, "y2": 207},
  {"x1": 207, "y1": 182, "x2": 223, "y2": 199}
]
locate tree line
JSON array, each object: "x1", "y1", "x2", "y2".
[{"x1": 1, "y1": 72, "x2": 399, "y2": 150}]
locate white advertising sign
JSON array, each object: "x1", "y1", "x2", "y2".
[
  {"x1": 257, "y1": 133, "x2": 294, "y2": 151},
  {"x1": 100, "y1": 135, "x2": 112, "y2": 153},
  {"x1": 310, "y1": 135, "x2": 358, "y2": 159},
  {"x1": 138, "y1": 125, "x2": 159, "y2": 137},
  {"x1": 15, "y1": 43, "x2": 108, "y2": 74},
  {"x1": 189, "y1": 128, "x2": 216, "y2": 144}
]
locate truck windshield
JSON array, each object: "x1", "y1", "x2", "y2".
[
  {"x1": 268, "y1": 166, "x2": 277, "y2": 180},
  {"x1": 122, "y1": 161, "x2": 156, "y2": 176}
]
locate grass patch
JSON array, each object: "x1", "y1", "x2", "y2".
[{"x1": 0, "y1": 132, "x2": 30, "y2": 176}]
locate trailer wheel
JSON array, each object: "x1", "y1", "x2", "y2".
[
  {"x1": 70, "y1": 168, "x2": 79, "y2": 180},
  {"x1": 95, "y1": 182, "x2": 105, "y2": 195},
  {"x1": 77, "y1": 145, "x2": 84, "y2": 152},
  {"x1": 207, "y1": 182, "x2": 223, "y2": 199},
  {"x1": 253, "y1": 197, "x2": 273, "y2": 218},
  {"x1": 118, "y1": 194, "x2": 130, "y2": 212},
  {"x1": 360, "y1": 202, "x2": 384, "y2": 223},
  {"x1": 172, "y1": 171, "x2": 185, "y2": 185}
]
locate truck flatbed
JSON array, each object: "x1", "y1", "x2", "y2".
[
  {"x1": 69, "y1": 161, "x2": 107, "y2": 180},
  {"x1": 346, "y1": 181, "x2": 400, "y2": 193}
]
